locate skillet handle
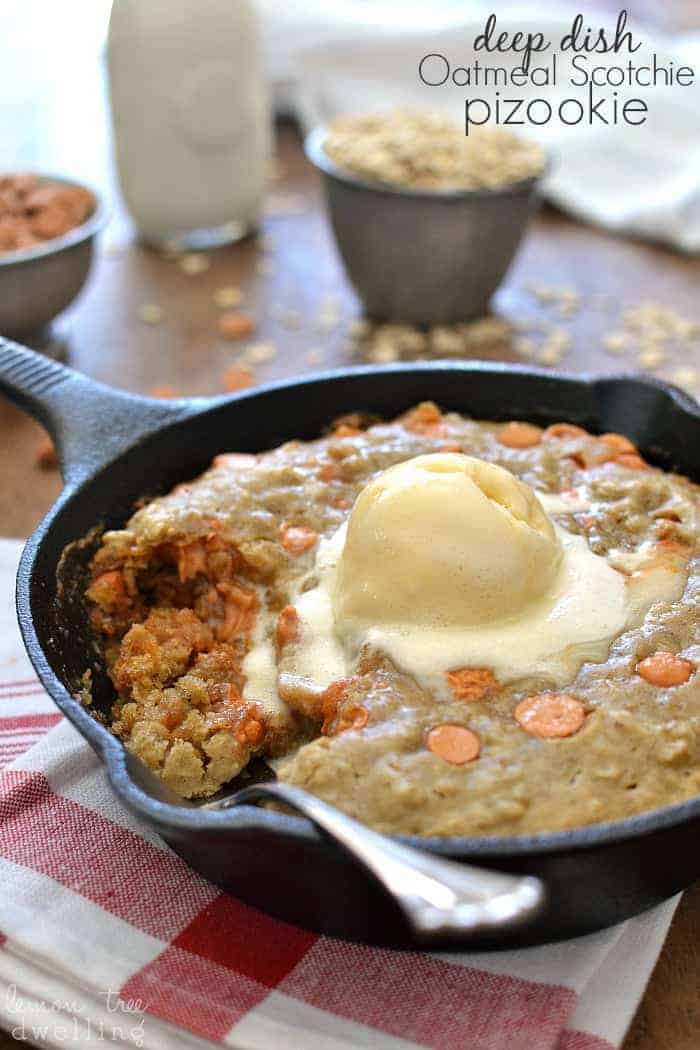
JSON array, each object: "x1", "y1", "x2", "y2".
[{"x1": 0, "y1": 336, "x2": 194, "y2": 486}]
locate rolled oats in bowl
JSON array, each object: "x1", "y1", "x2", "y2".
[{"x1": 323, "y1": 109, "x2": 546, "y2": 193}]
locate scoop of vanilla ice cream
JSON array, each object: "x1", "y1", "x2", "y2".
[{"x1": 334, "y1": 453, "x2": 563, "y2": 629}]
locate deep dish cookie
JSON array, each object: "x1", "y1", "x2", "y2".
[{"x1": 86, "y1": 404, "x2": 699, "y2": 835}]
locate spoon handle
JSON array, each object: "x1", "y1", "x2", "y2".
[{"x1": 231, "y1": 781, "x2": 545, "y2": 942}]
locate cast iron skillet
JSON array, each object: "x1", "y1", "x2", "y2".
[{"x1": 2, "y1": 336, "x2": 699, "y2": 950}]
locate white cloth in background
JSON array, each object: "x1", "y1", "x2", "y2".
[{"x1": 259, "y1": 1, "x2": 700, "y2": 252}]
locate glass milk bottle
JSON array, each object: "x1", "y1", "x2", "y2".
[{"x1": 107, "y1": 0, "x2": 271, "y2": 249}]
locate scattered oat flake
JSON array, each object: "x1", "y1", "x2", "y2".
[
  {"x1": 218, "y1": 311, "x2": 256, "y2": 341},
  {"x1": 620, "y1": 303, "x2": 699, "y2": 355},
  {"x1": 603, "y1": 333, "x2": 629, "y2": 355},
  {"x1": 315, "y1": 302, "x2": 342, "y2": 331},
  {"x1": 369, "y1": 341, "x2": 400, "y2": 364},
  {"x1": 179, "y1": 253, "x2": 210, "y2": 275},
  {"x1": 671, "y1": 367, "x2": 698, "y2": 389},
  {"x1": 430, "y1": 327, "x2": 464, "y2": 356},
  {"x1": 538, "y1": 348, "x2": 561, "y2": 366},
  {"x1": 380, "y1": 324, "x2": 426, "y2": 353},
  {"x1": 244, "y1": 341, "x2": 277, "y2": 364},
  {"x1": 638, "y1": 347, "x2": 665, "y2": 369},
  {"x1": 674, "y1": 319, "x2": 697, "y2": 341},
  {"x1": 222, "y1": 365, "x2": 254, "y2": 392},
  {"x1": 348, "y1": 318, "x2": 373, "y2": 337},
  {"x1": 214, "y1": 286, "x2": 243, "y2": 309},
  {"x1": 137, "y1": 303, "x2": 163, "y2": 325},
  {"x1": 546, "y1": 328, "x2": 571, "y2": 350},
  {"x1": 528, "y1": 284, "x2": 559, "y2": 304},
  {"x1": 514, "y1": 337, "x2": 537, "y2": 359},
  {"x1": 527, "y1": 285, "x2": 582, "y2": 320},
  {"x1": 462, "y1": 316, "x2": 512, "y2": 343}
]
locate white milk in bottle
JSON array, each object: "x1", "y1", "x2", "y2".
[{"x1": 107, "y1": 0, "x2": 271, "y2": 248}]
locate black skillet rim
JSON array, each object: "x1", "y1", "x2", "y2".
[{"x1": 15, "y1": 361, "x2": 700, "y2": 860}]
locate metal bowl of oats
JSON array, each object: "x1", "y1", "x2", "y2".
[{"x1": 306, "y1": 111, "x2": 547, "y2": 326}]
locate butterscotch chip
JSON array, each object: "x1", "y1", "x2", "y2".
[
  {"x1": 636, "y1": 652, "x2": 694, "y2": 687},
  {"x1": 280, "y1": 524, "x2": 318, "y2": 555},
  {"x1": 446, "y1": 667, "x2": 499, "y2": 701},
  {"x1": 36, "y1": 436, "x2": 58, "y2": 469},
  {"x1": 335, "y1": 705, "x2": 369, "y2": 734},
  {"x1": 426, "y1": 724, "x2": 481, "y2": 764},
  {"x1": 218, "y1": 312, "x2": 256, "y2": 341},
  {"x1": 319, "y1": 461, "x2": 342, "y2": 482},
  {"x1": 543, "y1": 423, "x2": 588, "y2": 440},
  {"x1": 599, "y1": 433, "x2": 637, "y2": 454},
  {"x1": 515, "y1": 694, "x2": 586, "y2": 739},
  {"x1": 276, "y1": 606, "x2": 299, "y2": 652},
  {"x1": 401, "y1": 401, "x2": 444, "y2": 434},
  {"x1": 497, "y1": 421, "x2": 542, "y2": 449},
  {"x1": 615, "y1": 453, "x2": 649, "y2": 471},
  {"x1": 221, "y1": 365, "x2": 254, "y2": 392}
]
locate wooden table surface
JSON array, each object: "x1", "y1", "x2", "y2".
[{"x1": 1, "y1": 117, "x2": 699, "y2": 1048}]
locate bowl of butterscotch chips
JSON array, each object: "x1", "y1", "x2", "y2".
[{"x1": 0, "y1": 174, "x2": 106, "y2": 335}]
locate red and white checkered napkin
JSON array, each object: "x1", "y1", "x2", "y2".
[{"x1": 0, "y1": 538, "x2": 679, "y2": 1050}]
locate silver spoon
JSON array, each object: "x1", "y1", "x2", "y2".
[{"x1": 205, "y1": 777, "x2": 545, "y2": 942}]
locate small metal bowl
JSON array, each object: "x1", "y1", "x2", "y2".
[
  {"x1": 306, "y1": 126, "x2": 547, "y2": 326},
  {"x1": 0, "y1": 176, "x2": 107, "y2": 337}
]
